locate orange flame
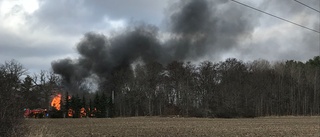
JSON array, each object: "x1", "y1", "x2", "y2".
[
  {"x1": 68, "y1": 108, "x2": 73, "y2": 117},
  {"x1": 80, "y1": 107, "x2": 86, "y2": 118},
  {"x1": 51, "y1": 93, "x2": 61, "y2": 110}
]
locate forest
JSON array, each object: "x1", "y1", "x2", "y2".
[
  {"x1": 1, "y1": 56, "x2": 320, "y2": 123},
  {"x1": 92, "y1": 57, "x2": 320, "y2": 118}
]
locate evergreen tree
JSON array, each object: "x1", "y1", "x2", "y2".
[
  {"x1": 89, "y1": 99, "x2": 93, "y2": 117},
  {"x1": 65, "y1": 92, "x2": 70, "y2": 118},
  {"x1": 93, "y1": 93, "x2": 100, "y2": 117},
  {"x1": 100, "y1": 92, "x2": 107, "y2": 118},
  {"x1": 70, "y1": 94, "x2": 81, "y2": 118},
  {"x1": 81, "y1": 95, "x2": 87, "y2": 117}
]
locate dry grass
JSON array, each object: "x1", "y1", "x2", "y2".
[{"x1": 23, "y1": 116, "x2": 320, "y2": 137}]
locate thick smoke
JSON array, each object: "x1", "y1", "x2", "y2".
[
  {"x1": 166, "y1": 0, "x2": 257, "y2": 60},
  {"x1": 52, "y1": 24, "x2": 166, "y2": 91},
  {"x1": 52, "y1": 0, "x2": 257, "y2": 91}
]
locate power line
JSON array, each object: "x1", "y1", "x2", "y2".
[
  {"x1": 294, "y1": 0, "x2": 320, "y2": 13},
  {"x1": 230, "y1": 0, "x2": 320, "y2": 34},
  {"x1": 293, "y1": 0, "x2": 320, "y2": 57}
]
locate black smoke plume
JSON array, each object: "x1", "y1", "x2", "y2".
[{"x1": 52, "y1": 0, "x2": 257, "y2": 91}]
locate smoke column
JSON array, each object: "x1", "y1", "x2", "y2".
[{"x1": 52, "y1": 0, "x2": 257, "y2": 90}]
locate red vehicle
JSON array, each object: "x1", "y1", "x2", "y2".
[{"x1": 24, "y1": 108, "x2": 47, "y2": 118}]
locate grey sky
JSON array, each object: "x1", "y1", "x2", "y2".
[{"x1": 0, "y1": 0, "x2": 319, "y2": 74}]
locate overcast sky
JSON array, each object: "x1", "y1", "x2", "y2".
[{"x1": 0, "y1": 0, "x2": 319, "y2": 74}]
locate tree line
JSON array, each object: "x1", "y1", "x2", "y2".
[
  {"x1": 1, "y1": 56, "x2": 320, "y2": 128},
  {"x1": 88, "y1": 56, "x2": 320, "y2": 118}
]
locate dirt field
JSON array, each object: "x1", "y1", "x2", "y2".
[{"x1": 24, "y1": 116, "x2": 320, "y2": 137}]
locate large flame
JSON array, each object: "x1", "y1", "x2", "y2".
[{"x1": 51, "y1": 93, "x2": 61, "y2": 110}]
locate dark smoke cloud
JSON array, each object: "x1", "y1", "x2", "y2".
[
  {"x1": 51, "y1": 0, "x2": 258, "y2": 90},
  {"x1": 51, "y1": 58, "x2": 90, "y2": 83},
  {"x1": 166, "y1": 0, "x2": 258, "y2": 61},
  {"x1": 52, "y1": 24, "x2": 166, "y2": 86},
  {"x1": 77, "y1": 25, "x2": 164, "y2": 76},
  {"x1": 52, "y1": 58, "x2": 75, "y2": 83},
  {"x1": 165, "y1": 0, "x2": 217, "y2": 60}
]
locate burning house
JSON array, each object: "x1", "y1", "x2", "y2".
[
  {"x1": 23, "y1": 92, "x2": 62, "y2": 118},
  {"x1": 51, "y1": 93, "x2": 61, "y2": 111}
]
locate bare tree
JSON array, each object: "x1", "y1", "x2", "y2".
[{"x1": 0, "y1": 60, "x2": 27, "y2": 136}]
